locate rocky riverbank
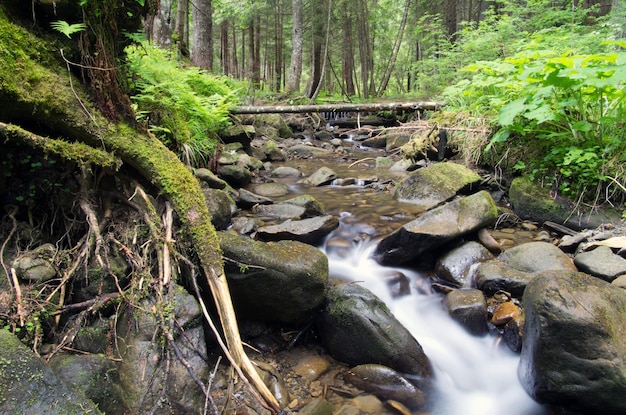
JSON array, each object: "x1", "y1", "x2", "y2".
[{"x1": 1, "y1": 113, "x2": 625, "y2": 415}]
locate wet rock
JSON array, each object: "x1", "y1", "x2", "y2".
[
  {"x1": 435, "y1": 241, "x2": 494, "y2": 287},
  {"x1": 0, "y1": 329, "x2": 103, "y2": 414},
  {"x1": 444, "y1": 289, "x2": 488, "y2": 336},
  {"x1": 613, "y1": 274, "x2": 626, "y2": 289},
  {"x1": 262, "y1": 139, "x2": 287, "y2": 161},
  {"x1": 12, "y1": 243, "x2": 57, "y2": 282},
  {"x1": 231, "y1": 216, "x2": 262, "y2": 235},
  {"x1": 519, "y1": 270, "x2": 626, "y2": 414},
  {"x1": 385, "y1": 133, "x2": 411, "y2": 152},
  {"x1": 282, "y1": 194, "x2": 325, "y2": 217},
  {"x1": 383, "y1": 270, "x2": 411, "y2": 298},
  {"x1": 300, "y1": 166, "x2": 337, "y2": 186},
  {"x1": 297, "y1": 398, "x2": 334, "y2": 415},
  {"x1": 50, "y1": 353, "x2": 124, "y2": 415},
  {"x1": 289, "y1": 144, "x2": 334, "y2": 158},
  {"x1": 293, "y1": 355, "x2": 332, "y2": 381},
  {"x1": 317, "y1": 283, "x2": 432, "y2": 377},
  {"x1": 345, "y1": 364, "x2": 427, "y2": 409},
  {"x1": 271, "y1": 166, "x2": 302, "y2": 178},
  {"x1": 374, "y1": 191, "x2": 498, "y2": 266},
  {"x1": 574, "y1": 245, "x2": 626, "y2": 282},
  {"x1": 254, "y1": 360, "x2": 291, "y2": 408},
  {"x1": 116, "y1": 286, "x2": 210, "y2": 413},
  {"x1": 361, "y1": 135, "x2": 387, "y2": 148},
  {"x1": 72, "y1": 317, "x2": 111, "y2": 354},
  {"x1": 238, "y1": 187, "x2": 273, "y2": 209},
  {"x1": 202, "y1": 188, "x2": 235, "y2": 230},
  {"x1": 476, "y1": 242, "x2": 576, "y2": 296},
  {"x1": 393, "y1": 162, "x2": 481, "y2": 211},
  {"x1": 221, "y1": 124, "x2": 255, "y2": 147},
  {"x1": 219, "y1": 164, "x2": 252, "y2": 187},
  {"x1": 253, "y1": 203, "x2": 307, "y2": 220},
  {"x1": 490, "y1": 301, "x2": 520, "y2": 326},
  {"x1": 194, "y1": 167, "x2": 227, "y2": 189},
  {"x1": 509, "y1": 176, "x2": 621, "y2": 230},
  {"x1": 502, "y1": 314, "x2": 524, "y2": 353},
  {"x1": 220, "y1": 231, "x2": 328, "y2": 322},
  {"x1": 256, "y1": 215, "x2": 340, "y2": 245},
  {"x1": 237, "y1": 153, "x2": 264, "y2": 170},
  {"x1": 254, "y1": 182, "x2": 290, "y2": 197}
]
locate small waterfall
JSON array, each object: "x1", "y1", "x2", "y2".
[{"x1": 322, "y1": 216, "x2": 547, "y2": 415}]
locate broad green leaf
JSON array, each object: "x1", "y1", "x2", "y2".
[
  {"x1": 498, "y1": 97, "x2": 527, "y2": 126},
  {"x1": 571, "y1": 120, "x2": 593, "y2": 132},
  {"x1": 523, "y1": 103, "x2": 555, "y2": 124}
]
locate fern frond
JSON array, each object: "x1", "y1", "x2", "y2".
[{"x1": 50, "y1": 21, "x2": 87, "y2": 38}]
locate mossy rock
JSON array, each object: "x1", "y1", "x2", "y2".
[
  {"x1": 0, "y1": 330, "x2": 102, "y2": 414},
  {"x1": 509, "y1": 177, "x2": 621, "y2": 230}
]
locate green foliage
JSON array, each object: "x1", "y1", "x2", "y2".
[
  {"x1": 444, "y1": 40, "x2": 626, "y2": 202},
  {"x1": 125, "y1": 41, "x2": 242, "y2": 166},
  {"x1": 50, "y1": 20, "x2": 87, "y2": 38}
]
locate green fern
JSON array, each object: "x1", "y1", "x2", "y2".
[{"x1": 50, "y1": 20, "x2": 87, "y2": 38}]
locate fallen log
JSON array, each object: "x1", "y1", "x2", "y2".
[{"x1": 231, "y1": 101, "x2": 445, "y2": 114}]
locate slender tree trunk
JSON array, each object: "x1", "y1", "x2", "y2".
[
  {"x1": 286, "y1": 0, "x2": 303, "y2": 93},
  {"x1": 191, "y1": 0, "x2": 213, "y2": 70},
  {"x1": 306, "y1": 0, "x2": 326, "y2": 97},
  {"x1": 273, "y1": 0, "x2": 283, "y2": 91},
  {"x1": 232, "y1": 25, "x2": 239, "y2": 77},
  {"x1": 341, "y1": 6, "x2": 355, "y2": 96},
  {"x1": 220, "y1": 19, "x2": 230, "y2": 75},
  {"x1": 174, "y1": 0, "x2": 189, "y2": 57},
  {"x1": 311, "y1": 0, "x2": 333, "y2": 100},
  {"x1": 444, "y1": 0, "x2": 457, "y2": 40},
  {"x1": 377, "y1": 0, "x2": 411, "y2": 96}
]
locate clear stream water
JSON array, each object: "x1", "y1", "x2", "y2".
[{"x1": 257, "y1": 155, "x2": 549, "y2": 415}]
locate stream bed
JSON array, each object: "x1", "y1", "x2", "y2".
[{"x1": 250, "y1": 153, "x2": 549, "y2": 415}]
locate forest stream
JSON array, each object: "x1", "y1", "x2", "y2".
[{"x1": 245, "y1": 149, "x2": 549, "y2": 415}]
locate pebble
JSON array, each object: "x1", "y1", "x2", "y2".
[
  {"x1": 491, "y1": 301, "x2": 521, "y2": 325},
  {"x1": 293, "y1": 355, "x2": 332, "y2": 381}
]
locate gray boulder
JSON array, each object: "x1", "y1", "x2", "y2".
[
  {"x1": 202, "y1": 187, "x2": 236, "y2": 230},
  {"x1": 50, "y1": 353, "x2": 124, "y2": 415},
  {"x1": 256, "y1": 215, "x2": 340, "y2": 245},
  {"x1": 12, "y1": 243, "x2": 57, "y2": 282},
  {"x1": 253, "y1": 203, "x2": 307, "y2": 220},
  {"x1": 194, "y1": 167, "x2": 227, "y2": 189},
  {"x1": 435, "y1": 241, "x2": 494, "y2": 287},
  {"x1": 219, "y1": 164, "x2": 252, "y2": 187},
  {"x1": 253, "y1": 182, "x2": 290, "y2": 197},
  {"x1": 574, "y1": 245, "x2": 626, "y2": 282},
  {"x1": 476, "y1": 242, "x2": 577, "y2": 296},
  {"x1": 316, "y1": 283, "x2": 432, "y2": 377},
  {"x1": 282, "y1": 194, "x2": 325, "y2": 217},
  {"x1": 393, "y1": 162, "x2": 481, "y2": 211},
  {"x1": 238, "y1": 187, "x2": 273, "y2": 209},
  {"x1": 270, "y1": 166, "x2": 302, "y2": 178},
  {"x1": 220, "y1": 231, "x2": 328, "y2": 322},
  {"x1": 116, "y1": 285, "x2": 210, "y2": 414},
  {"x1": 519, "y1": 270, "x2": 626, "y2": 414},
  {"x1": 444, "y1": 289, "x2": 488, "y2": 336},
  {"x1": 221, "y1": 124, "x2": 255, "y2": 147},
  {"x1": 300, "y1": 166, "x2": 337, "y2": 186},
  {"x1": 374, "y1": 191, "x2": 498, "y2": 266},
  {"x1": 0, "y1": 330, "x2": 102, "y2": 414},
  {"x1": 261, "y1": 139, "x2": 286, "y2": 161},
  {"x1": 509, "y1": 177, "x2": 621, "y2": 230}
]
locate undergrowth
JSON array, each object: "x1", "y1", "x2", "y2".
[{"x1": 125, "y1": 40, "x2": 243, "y2": 166}]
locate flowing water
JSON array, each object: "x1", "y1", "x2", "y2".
[{"x1": 255, "y1": 153, "x2": 549, "y2": 415}]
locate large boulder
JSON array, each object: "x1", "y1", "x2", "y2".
[
  {"x1": 476, "y1": 241, "x2": 577, "y2": 296},
  {"x1": 220, "y1": 231, "x2": 329, "y2": 322},
  {"x1": 116, "y1": 285, "x2": 210, "y2": 414},
  {"x1": 0, "y1": 330, "x2": 102, "y2": 414},
  {"x1": 374, "y1": 191, "x2": 498, "y2": 266},
  {"x1": 218, "y1": 164, "x2": 252, "y2": 187},
  {"x1": 300, "y1": 166, "x2": 337, "y2": 186},
  {"x1": 435, "y1": 241, "x2": 494, "y2": 287},
  {"x1": 256, "y1": 215, "x2": 340, "y2": 245},
  {"x1": 519, "y1": 270, "x2": 626, "y2": 414},
  {"x1": 509, "y1": 177, "x2": 621, "y2": 230},
  {"x1": 574, "y1": 245, "x2": 626, "y2": 282},
  {"x1": 316, "y1": 283, "x2": 432, "y2": 377},
  {"x1": 393, "y1": 162, "x2": 481, "y2": 211},
  {"x1": 202, "y1": 187, "x2": 236, "y2": 230}
]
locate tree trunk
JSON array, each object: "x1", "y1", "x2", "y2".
[
  {"x1": 377, "y1": 0, "x2": 411, "y2": 96},
  {"x1": 147, "y1": 0, "x2": 174, "y2": 47},
  {"x1": 286, "y1": 0, "x2": 303, "y2": 93},
  {"x1": 341, "y1": 5, "x2": 355, "y2": 96},
  {"x1": 191, "y1": 0, "x2": 213, "y2": 70},
  {"x1": 306, "y1": 0, "x2": 327, "y2": 97},
  {"x1": 220, "y1": 19, "x2": 230, "y2": 75},
  {"x1": 174, "y1": 0, "x2": 189, "y2": 57}
]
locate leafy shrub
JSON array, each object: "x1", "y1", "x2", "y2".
[
  {"x1": 443, "y1": 31, "x2": 626, "y2": 204},
  {"x1": 125, "y1": 41, "x2": 241, "y2": 166}
]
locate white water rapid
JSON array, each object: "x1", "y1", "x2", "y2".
[{"x1": 322, "y1": 215, "x2": 548, "y2": 415}]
